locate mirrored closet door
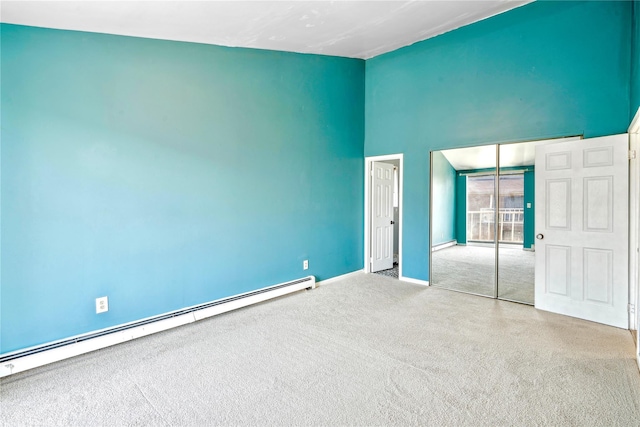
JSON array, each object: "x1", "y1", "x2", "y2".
[
  {"x1": 430, "y1": 146, "x2": 497, "y2": 298},
  {"x1": 429, "y1": 139, "x2": 575, "y2": 305},
  {"x1": 496, "y1": 143, "x2": 535, "y2": 304}
]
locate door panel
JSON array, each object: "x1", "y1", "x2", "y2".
[
  {"x1": 545, "y1": 151, "x2": 572, "y2": 170},
  {"x1": 535, "y1": 134, "x2": 628, "y2": 328},
  {"x1": 583, "y1": 248, "x2": 612, "y2": 304},
  {"x1": 546, "y1": 179, "x2": 571, "y2": 229},
  {"x1": 583, "y1": 177, "x2": 612, "y2": 232},
  {"x1": 371, "y1": 162, "x2": 394, "y2": 272},
  {"x1": 545, "y1": 245, "x2": 570, "y2": 296}
]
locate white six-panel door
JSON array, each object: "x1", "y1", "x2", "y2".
[
  {"x1": 371, "y1": 162, "x2": 395, "y2": 272},
  {"x1": 535, "y1": 134, "x2": 629, "y2": 328}
]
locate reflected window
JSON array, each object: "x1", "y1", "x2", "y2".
[{"x1": 467, "y1": 174, "x2": 524, "y2": 243}]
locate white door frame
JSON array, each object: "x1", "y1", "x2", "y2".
[
  {"x1": 628, "y1": 108, "x2": 640, "y2": 369},
  {"x1": 370, "y1": 162, "x2": 395, "y2": 272},
  {"x1": 364, "y1": 154, "x2": 403, "y2": 279}
]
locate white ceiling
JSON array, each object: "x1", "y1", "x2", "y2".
[
  {"x1": 1, "y1": 0, "x2": 531, "y2": 59},
  {"x1": 440, "y1": 137, "x2": 582, "y2": 171}
]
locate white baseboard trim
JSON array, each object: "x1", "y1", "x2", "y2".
[
  {"x1": 399, "y1": 276, "x2": 430, "y2": 287},
  {"x1": 431, "y1": 240, "x2": 457, "y2": 252},
  {"x1": 1, "y1": 315, "x2": 194, "y2": 378},
  {"x1": 0, "y1": 276, "x2": 316, "y2": 378},
  {"x1": 316, "y1": 269, "x2": 364, "y2": 286}
]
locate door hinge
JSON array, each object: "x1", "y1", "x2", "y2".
[
  {"x1": 629, "y1": 303, "x2": 636, "y2": 314},
  {"x1": 630, "y1": 150, "x2": 637, "y2": 160}
]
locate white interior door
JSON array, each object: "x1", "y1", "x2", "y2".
[
  {"x1": 371, "y1": 162, "x2": 394, "y2": 272},
  {"x1": 535, "y1": 134, "x2": 629, "y2": 328}
]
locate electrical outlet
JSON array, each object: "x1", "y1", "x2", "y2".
[
  {"x1": 96, "y1": 296, "x2": 109, "y2": 314},
  {"x1": 303, "y1": 260, "x2": 309, "y2": 270}
]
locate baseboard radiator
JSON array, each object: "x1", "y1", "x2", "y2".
[
  {"x1": 0, "y1": 276, "x2": 316, "y2": 377},
  {"x1": 431, "y1": 240, "x2": 457, "y2": 252}
]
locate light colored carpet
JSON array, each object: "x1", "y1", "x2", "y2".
[
  {"x1": 1, "y1": 272, "x2": 639, "y2": 426},
  {"x1": 432, "y1": 244, "x2": 535, "y2": 304}
]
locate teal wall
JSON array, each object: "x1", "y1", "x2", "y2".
[
  {"x1": 1, "y1": 24, "x2": 365, "y2": 353},
  {"x1": 455, "y1": 175, "x2": 467, "y2": 245},
  {"x1": 431, "y1": 152, "x2": 456, "y2": 245},
  {"x1": 365, "y1": 1, "x2": 632, "y2": 281},
  {"x1": 632, "y1": 1, "x2": 640, "y2": 120},
  {"x1": 2, "y1": 0, "x2": 636, "y2": 354},
  {"x1": 523, "y1": 171, "x2": 535, "y2": 250}
]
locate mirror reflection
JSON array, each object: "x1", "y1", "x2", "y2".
[
  {"x1": 430, "y1": 140, "x2": 554, "y2": 305},
  {"x1": 430, "y1": 146, "x2": 497, "y2": 298},
  {"x1": 497, "y1": 143, "x2": 535, "y2": 303}
]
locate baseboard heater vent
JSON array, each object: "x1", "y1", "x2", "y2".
[
  {"x1": 0, "y1": 275, "x2": 315, "y2": 377},
  {"x1": 431, "y1": 240, "x2": 457, "y2": 252}
]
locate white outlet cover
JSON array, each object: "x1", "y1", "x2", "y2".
[
  {"x1": 96, "y1": 296, "x2": 109, "y2": 314},
  {"x1": 303, "y1": 260, "x2": 309, "y2": 270}
]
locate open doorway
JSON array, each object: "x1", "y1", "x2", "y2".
[{"x1": 364, "y1": 154, "x2": 403, "y2": 280}]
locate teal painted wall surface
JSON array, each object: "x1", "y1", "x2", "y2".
[
  {"x1": 632, "y1": 1, "x2": 640, "y2": 120},
  {"x1": 1, "y1": 24, "x2": 365, "y2": 353},
  {"x1": 365, "y1": 1, "x2": 632, "y2": 281},
  {"x1": 523, "y1": 171, "x2": 535, "y2": 250},
  {"x1": 431, "y1": 152, "x2": 456, "y2": 245},
  {"x1": 455, "y1": 175, "x2": 467, "y2": 245}
]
